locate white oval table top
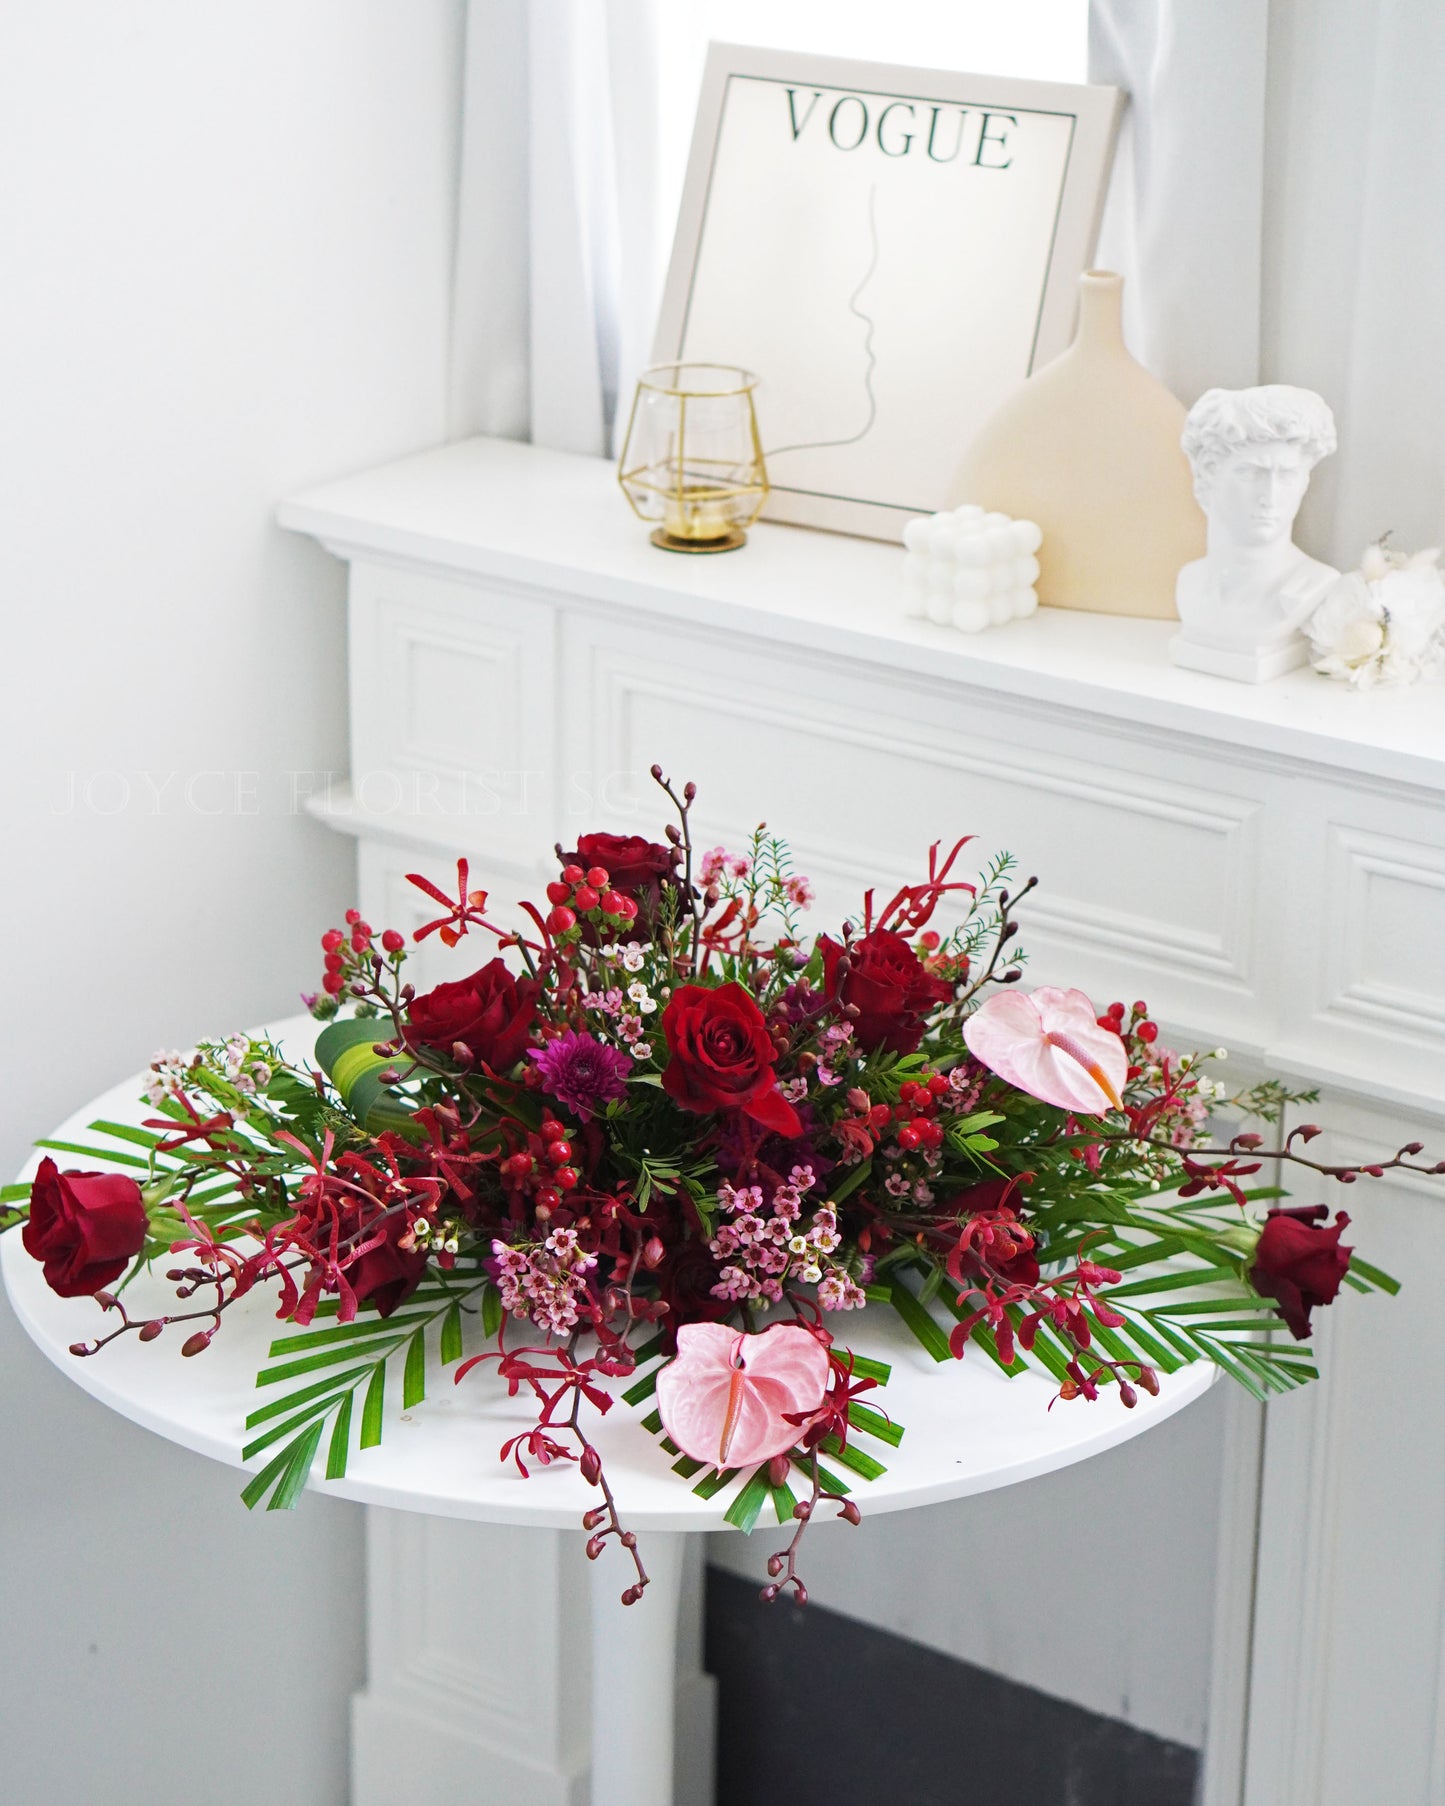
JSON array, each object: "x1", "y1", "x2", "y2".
[{"x1": 3, "y1": 1030, "x2": 1215, "y2": 1531}]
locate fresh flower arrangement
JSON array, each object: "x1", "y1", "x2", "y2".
[{"x1": 4, "y1": 770, "x2": 1420, "y2": 1606}]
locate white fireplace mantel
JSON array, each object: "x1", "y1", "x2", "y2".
[
  {"x1": 282, "y1": 434, "x2": 1445, "y2": 1806},
  {"x1": 281, "y1": 434, "x2": 1445, "y2": 1124}
]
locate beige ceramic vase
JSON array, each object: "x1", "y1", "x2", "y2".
[{"x1": 947, "y1": 270, "x2": 1203, "y2": 618}]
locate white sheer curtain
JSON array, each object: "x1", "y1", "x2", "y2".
[
  {"x1": 1088, "y1": 0, "x2": 1267, "y2": 402},
  {"x1": 447, "y1": 0, "x2": 664, "y2": 455},
  {"x1": 1090, "y1": 0, "x2": 1445, "y2": 567}
]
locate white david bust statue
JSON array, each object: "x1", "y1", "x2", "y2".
[{"x1": 1169, "y1": 385, "x2": 1338, "y2": 683}]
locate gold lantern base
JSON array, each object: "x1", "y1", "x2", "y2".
[{"x1": 649, "y1": 525, "x2": 749, "y2": 554}]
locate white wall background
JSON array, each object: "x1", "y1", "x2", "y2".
[{"x1": 0, "y1": 4, "x2": 463, "y2": 1801}]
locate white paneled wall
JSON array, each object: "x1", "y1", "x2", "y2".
[{"x1": 0, "y1": 6, "x2": 464, "y2": 1802}]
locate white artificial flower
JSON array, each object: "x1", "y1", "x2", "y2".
[
  {"x1": 1308, "y1": 546, "x2": 1445, "y2": 688},
  {"x1": 621, "y1": 945, "x2": 646, "y2": 972}
]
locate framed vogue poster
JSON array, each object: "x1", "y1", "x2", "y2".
[{"x1": 653, "y1": 45, "x2": 1122, "y2": 541}]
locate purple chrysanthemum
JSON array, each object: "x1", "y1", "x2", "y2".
[{"x1": 527, "y1": 1030, "x2": 632, "y2": 1119}]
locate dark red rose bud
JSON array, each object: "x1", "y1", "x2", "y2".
[
  {"x1": 580, "y1": 1447, "x2": 603, "y2": 1486},
  {"x1": 138, "y1": 1319, "x2": 165, "y2": 1341},
  {"x1": 1252, "y1": 1206, "x2": 1352, "y2": 1339},
  {"x1": 181, "y1": 1331, "x2": 212, "y2": 1357}
]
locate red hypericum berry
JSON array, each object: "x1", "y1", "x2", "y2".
[
  {"x1": 898, "y1": 1081, "x2": 918, "y2": 1105},
  {"x1": 1132, "y1": 1000, "x2": 1148, "y2": 1017},
  {"x1": 505, "y1": 1152, "x2": 534, "y2": 1179},
  {"x1": 1137, "y1": 1020, "x2": 1159, "y2": 1043},
  {"x1": 540, "y1": 1118, "x2": 568, "y2": 1142},
  {"x1": 561, "y1": 864, "x2": 586, "y2": 884},
  {"x1": 324, "y1": 951, "x2": 344, "y2": 973},
  {"x1": 535, "y1": 1186, "x2": 561, "y2": 1210},
  {"x1": 351, "y1": 928, "x2": 371, "y2": 951},
  {"x1": 585, "y1": 866, "x2": 610, "y2": 888},
  {"x1": 323, "y1": 972, "x2": 345, "y2": 995},
  {"x1": 618, "y1": 896, "x2": 639, "y2": 920},
  {"x1": 345, "y1": 908, "x2": 361, "y2": 924},
  {"x1": 921, "y1": 1121, "x2": 944, "y2": 1150},
  {"x1": 321, "y1": 928, "x2": 344, "y2": 953},
  {"x1": 547, "y1": 905, "x2": 577, "y2": 934},
  {"x1": 545, "y1": 880, "x2": 572, "y2": 906},
  {"x1": 918, "y1": 930, "x2": 940, "y2": 950},
  {"x1": 897, "y1": 1124, "x2": 922, "y2": 1151},
  {"x1": 544, "y1": 1139, "x2": 573, "y2": 1166},
  {"x1": 1108, "y1": 1001, "x2": 1125, "y2": 1020},
  {"x1": 867, "y1": 1105, "x2": 891, "y2": 1130},
  {"x1": 928, "y1": 1072, "x2": 949, "y2": 1095},
  {"x1": 553, "y1": 1166, "x2": 579, "y2": 1191},
  {"x1": 381, "y1": 928, "x2": 405, "y2": 953},
  {"x1": 572, "y1": 884, "x2": 600, "y2": 913},
  {"x1": 601, "y1": 890, "x2": 627, "y2": 916}
]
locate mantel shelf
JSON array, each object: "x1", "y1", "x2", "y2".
[{"x1": 280, "y1": 435, "x2": 1445, "y2": 797}]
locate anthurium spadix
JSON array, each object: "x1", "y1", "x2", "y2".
[
  {"x1": 656, "y1": 1322, "x2": 830, "y2": 1470},
  {"x1": 963, "y1": 986, "x2": 1127, "y2": 1115}
]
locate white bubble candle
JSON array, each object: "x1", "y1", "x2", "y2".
[{"x1": 901, "y1": 506, "x2": 1043, "y2": 633}]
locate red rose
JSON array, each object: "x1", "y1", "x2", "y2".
[
  {"x1": 22, "y1": 1156, "x2": 148, "y2": 1298},
  {"x1": 405, "y1": 959, "x2": 539, "y2": 1071},
  {"x1": 1251, "y1": 1205, "x2": 1352, "y2": 1340},
  {"x1": 819, "y1": 927, "x2": 953, "y2": 1054},
  {"x1": 343, "y1": 1217, "x2": 427, "y2": 1318},
  {"x1": 562, "y1": 831, "x2": 679, "y2": 939},
  {"x1": 661, "y1": 982, "x2": 801, "y2": 1137}
]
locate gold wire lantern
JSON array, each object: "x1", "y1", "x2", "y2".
[{"x1": 617, "y1": 363, "x2": 769, "y2": 553}]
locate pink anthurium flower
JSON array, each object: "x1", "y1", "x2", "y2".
[
  {"x1": 655, "y1": 1321, "x2": 830, "y2": 1470},
  {"x1": 963, "y1": 986, "x2": 1127, "y2": 1116}
]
